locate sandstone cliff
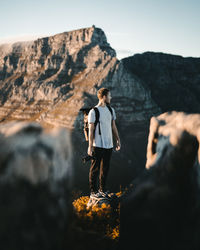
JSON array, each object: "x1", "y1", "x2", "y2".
[
  {"x1": 1, "y1": 26, "x2": 200, "y2": 191},
  {"x1": 0, "y1": 26, "x2": 159, "y2": 130}
]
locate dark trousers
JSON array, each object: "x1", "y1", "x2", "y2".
[{"x1": 89, "y1": 147, "x2": 112, "y2": 193}]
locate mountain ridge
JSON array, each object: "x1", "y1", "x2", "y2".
[
  {"x1": 0, "y1": 26, "x2": 159, "y2": 130},
  {"x1": 1, "y1": 26, "x2": 200, "y2": 190}
]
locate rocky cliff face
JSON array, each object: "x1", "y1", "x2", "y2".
[
  {"x1": 122, "y1": 52, "x2": 200, "y2": 113},
  {"x1": 1, "y1": 26, "x2": 200, "y2": 191},
  {"x1": 0, "y1": 26, "x2": 161, "y2": 191},
  {"x1": 0, "y1": 26, "x2": 159, "y2": 130}
]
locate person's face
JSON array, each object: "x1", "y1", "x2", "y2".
[{"x1": 104, "y1": 92, "x2": 112, "y2": 104}]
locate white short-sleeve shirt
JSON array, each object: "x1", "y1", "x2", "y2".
[{"x1": 88, "y1": 105, "x2": 116, "y2": 149}]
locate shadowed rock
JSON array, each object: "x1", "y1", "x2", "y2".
[
  {"x1": 120, "y1": 112, "x2": 200, "y2": 250},
  {"x1": 122, "y1": 52, "x2": 200, "y2": 113},
  {"x1": 0, "y1": 122, "x2": 72, "y2": 250}
]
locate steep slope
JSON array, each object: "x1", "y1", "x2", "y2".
[
  {"x1": 0, "y1": 26, "x2": 159, "y2": 130},
  {"x1": 0, "y1": 27, "x2": 161, "y2": 192},
  {"x1": 122, "y1": 52, "x2": 200, "y2": 113}
]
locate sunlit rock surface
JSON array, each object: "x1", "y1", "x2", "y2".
[
  {"x1": 0, "y1": 26, "x2": 159, "y2": 129},
  {"x1": 146, "y1": 111, "x2": 200, "y2": 169},
  {"x1": 0, "y1": 26, "x2": 161, "y2": 191}
]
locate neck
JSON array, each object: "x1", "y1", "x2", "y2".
[{"x1": 98, "y1": 100, "x2": 107, "y2": 107}]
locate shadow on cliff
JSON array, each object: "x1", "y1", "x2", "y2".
[{"x1": 0, "y1": 102, "x2": 21, "y2": 122}]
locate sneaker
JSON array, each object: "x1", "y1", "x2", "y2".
[
  {"x1": 90, "y1": 192, "x2": 97, "y2": 198},
  {"x1": 98, "y1": 190, "x2": 112, "y2": 199},
  {"x1": 90, "y1": 192, "x2": 103, "y2": 199}
]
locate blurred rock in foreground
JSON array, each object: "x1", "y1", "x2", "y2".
[
  {"x1": 120, "y1": 112, "x2": 200, "y2": 250},
  {"x1": 0, "y1": 122, "x2": 72, "y2": 250}
]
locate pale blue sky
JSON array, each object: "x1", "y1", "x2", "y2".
[{"x1": 0, "y1": 0, "x2": 200, "y2": 59}]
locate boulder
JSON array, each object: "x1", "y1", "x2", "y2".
[
  {"x1": 0, "y1": 122, "x2": 72, "y2": 250},
  {"x1": 120, "y1": 112, "x2": 200, "y2": 250}
]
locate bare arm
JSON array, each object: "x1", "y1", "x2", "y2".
[
  {"x1": 112, "y1": 120, "x2": 121, "y2": 151},
  {"x1": 88, "y1": 123, "x2": 94, "y2": 156}
]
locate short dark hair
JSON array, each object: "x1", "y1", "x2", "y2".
[{"x1": 97, "y1": 88, "x2": 110, "y2": 99}]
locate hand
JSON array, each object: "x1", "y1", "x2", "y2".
[
  {"x1": 88, "y1": 146, "x2": 93, "y2": 156},
  {"x1": 115, "y1": 140, "x2": 121, "y2": 151}
]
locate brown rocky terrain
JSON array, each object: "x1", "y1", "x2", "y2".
[
  {"x1": 1, "y1": 26, "x2": 200, "y2": 192},
  {"x1": 0, "y1": 26, "x2": 159, "y2": 128},
  {"x1": 0, "y1": 26, "x2": 160, "y2": 191}
]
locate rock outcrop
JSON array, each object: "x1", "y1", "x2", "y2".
[
  {"x1": 120, "y1": 112, "x2": 200, "y2": 250},
  {"x1": 0, "y1": 26, "x2": 161, "y2": 191},
  {"x1": 0, "y1": 122, "x2": 72, "y2": 184},
  {"x1": 122, "y1": 52, "x2": 200, "y2": 113},
  {"x1": 146, "y1": 111, "x2": 200, "y2": 169},
  {"x1": 0, "y1": 26, "x2": 159, "y2": 129},
  {"x1": 0, "y1": 122, "x2": 72, "y2": 250}
]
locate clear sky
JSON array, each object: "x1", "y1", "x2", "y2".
[{"x1": 0, "y1": 0, "x2": 200, "y2": 59}]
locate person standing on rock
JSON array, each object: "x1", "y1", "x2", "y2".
[{"x1": 87, "y1": 88, "x2": 121, "y2": 198}]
